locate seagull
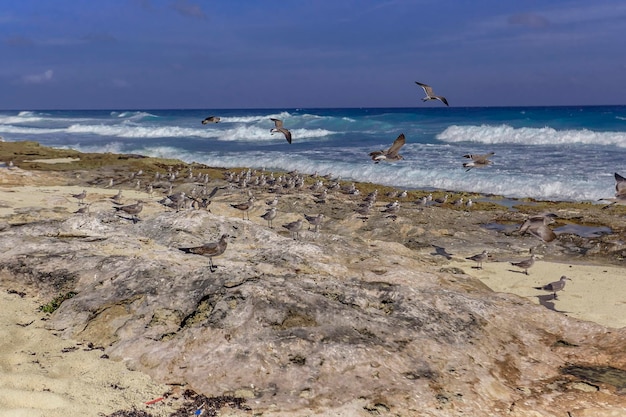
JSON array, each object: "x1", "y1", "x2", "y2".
[
  {"x1": 534, "y1": 276, "x2": 571, "y2": 299},
  {"x1": 260, "y1": 207, "x2": 277, "y2": 228},
  {"x1": 415, "y1": 81, "x2": 449, "y2": 106},
  {"x1": 179, "y1": 234, "x2": 230, "y2": 272},
  {"x1": 270, "y1": 118, "x2": 292, "y2": 144},
  {"x1": 466, "y1": 250, "x2": 489, "y2": 269},
  {"x1": 518, "y1": 213, "x2": 557, "y2": 243},
  {"x1": 369, "y1": 133, "x2": 406, "y2": 163},
  {"x1": 282, "y1": 218, "x2": 303, "y2": 240},
  {"x1": 304, "y1": 213, "x2": 324, "y2": 232},
  {"x1": 230, "y1": 197, "x2": 255, "y2": 220},
  {"x1": 201, "y1": 116, "x2": 221, "y2": 124},
  {"x1": 599, "y1": 172, "x2": 626, "y2": 208},
  {"x1": 71, "y1": 189, "x2": 87, "y2": 204},
  {"x1": 114, "y1": 200, "x2": 143, "y2": 223},
  {"x1": 462, "y1": 152, "x2": 495, "y2": 171},
  {"x1": 510, "y1": 254, "x2": 537, "y2": 275}
]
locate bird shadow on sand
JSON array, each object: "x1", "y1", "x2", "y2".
[
  {"x1": 431, "y1": 245, "x2": 453, "y2": 260},
  {"x1": 536, "y1": 294, "x2": 569, "y2": 313},
  {"x1": 507, "y1": 269, "x2": 530, "y2": 275}
]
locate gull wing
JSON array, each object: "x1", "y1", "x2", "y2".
[
  {"x1": 615, "y1": 172, "x2": 626, "y2": 196},
  {"x1": 386, "y1": 133, "x2": 406, "y2": 156},
  {"x1": 271, "y1": 118, "x2": 284, "y2": 128},
  {"x1": 415, "y1": 81, "x2": 434, "y2": 96}
]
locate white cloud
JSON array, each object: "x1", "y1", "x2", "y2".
[{"x1": 22, "y1": 69, "x2": 54, "y2": 84}]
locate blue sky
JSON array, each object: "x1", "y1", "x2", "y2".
[{"x1": 1, "y1": 0, "x2": 625, "y2": 109}]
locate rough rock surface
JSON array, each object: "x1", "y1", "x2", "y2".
[{"x1": 1, "y1": 153, "x2": 626, "y2": 416}]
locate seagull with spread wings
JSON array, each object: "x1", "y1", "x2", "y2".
[
  {"x1": 270, "y1": 118, "x2": 292, "y2": 144},
  {"x1": 415, "y1": 81, "x2": 449, "y2": 106},
  {"x1": 369, "y1": 133, "x2": 406, "y2": 163}
]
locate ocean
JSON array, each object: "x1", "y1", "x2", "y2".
[{"x1": 1, "y1": 106, "x2": 625, "y2": 202}]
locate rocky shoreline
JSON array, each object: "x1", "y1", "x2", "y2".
[{"x1": 1, "y1": 141, "x2": 626, "y2": 416}]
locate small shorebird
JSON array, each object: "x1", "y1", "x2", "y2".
[
  {"x1": 466, "y1": 250, "x2": 489, "y2": 269},
  {"x1": 179, "y1": 234, "x2": 230, "y2": 272},
  {"x1": 283, "y1": 218, "x2": 303, "y2": 240},
  {"x1": 304, "y1": 213, "x2": 324, "y2": 232},
  {"x1": 599, "y1": 172, "x2": 626, "y2": 208},
  {"x1": 415, "y1": 81, "x2": 449, "y2": 106},
  {"x1": 231, "y1": 197, "x2": 255, "y2": 220},
  {"x1": 518, "y1": 213, "x2": 557, "y2": 243},
  {"x1": 510, "y1": 254, "x2": 537, "y2": 275},
  {"x1": 72, "y1": 189, "x2": 87, "y2": 204},
  {"x1": 260, "y1": 207, "x2": 277, "y2": 228},
  {"x1": 463, "y1": 152, "x2": 495, "y2": 171},
  {"x1": 534, "y1": 276, "x2": 571, "y2": 299},
  {"x1": 201, "y1": 116, "x2": 221, "y2": 124},
  {"x1": 270, "y1": 118, "x2": 292, "y2": 144},
  {"x1": 369, "y1": 133, "x2": 406, "y2": 163},
  {"x1": 114, "y1": 200, "x2": 143, "y2": 223}
]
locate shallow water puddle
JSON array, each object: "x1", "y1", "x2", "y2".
[{"x1": 553, "y1": 224, "x2": 612, "y2": 238}]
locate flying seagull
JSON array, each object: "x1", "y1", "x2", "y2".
[
  {"x1": 599, "y1": 172, "x2": 626, "y2": 208},
  {"x1": 369, "y1": 133, "x2": 406, "y2": 163},
  {"x1": 201, "y1": 116, "x2": 221, "y2": 124},
  {"x1": 415, "y1": 81, "x2": 449, "y2": 106},
  {"x1": 270, "y1": 118, "x2": 292, "y2": 144},
  {"x1": 462, "y1": 152, "x2": 495, "y2": 171},
  {"x1": 518, "y1": 213, "x2": 557, "y2": 243}
]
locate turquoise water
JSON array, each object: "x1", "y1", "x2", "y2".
[{"x1": 1, "y1": 106, "x2": 625, "y2": 201}]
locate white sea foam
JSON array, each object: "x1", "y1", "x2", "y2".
[
  {"x1": 438, "y1": 124, "x2": 626, "y2": 147},
  {"x1": 110, "y1": 111, "x2": 159, "y2": 119},
  {"x1": 220, "y1": 111, "x2": 292, "y2": 124}
]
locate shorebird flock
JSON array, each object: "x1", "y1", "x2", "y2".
[{"x1": 63, "y1": 84, "x2": 622, "y2": 286}]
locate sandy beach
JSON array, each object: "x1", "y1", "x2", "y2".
[{"x1": 1, "y1": 147, "x2": 626, "y2": 416}]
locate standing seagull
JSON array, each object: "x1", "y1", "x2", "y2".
[
  {"x1": 282, "y1": 218, "x2": 303, "y2": 240},
  {"x1": 415, "y1": 81, "x2": 449, "y2": 106},
  {"x1": 179, "y1": 234, "x2": 230, "y2": 272},
  {"x1": 510, "y1": 254, "x2": 537, "y2": 275},
  {"x1": 534, "y1": 276, "x2": 571, "y2": 299},
  {"x1": 72, "y1": 189, "x2": 87, "y2": 204},
  {"x1": 114, "y1": 200, "x2": 143, "y2": 223},
  {"x1": 304, "y1": 213, "x2": 324, "y2": 232},
  {"x1": 230, "y1": 197, "x2": 255, "y2": 220},
  {"x1": 369, "y1": 133, "x2": 406, "y2": 163},
  {"x1": 270, "y1": 118, "x2": 292, "y2": 144},
  {"x1": 260, "y1": 207, "x2": 277, "y2": 228},
  {"x1": 466, "y1": 250, "x2": 489, "y2": 269},
  {"x1": 463, "y1": 152, "x2": 495, "y2": 171},
  {"x1": 201, "y1": 116, "x2": 221, "y2": 124}
]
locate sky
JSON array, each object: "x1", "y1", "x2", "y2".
[{"x1": 1, "y1": 0, "x2": 625, "y2": 109}]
